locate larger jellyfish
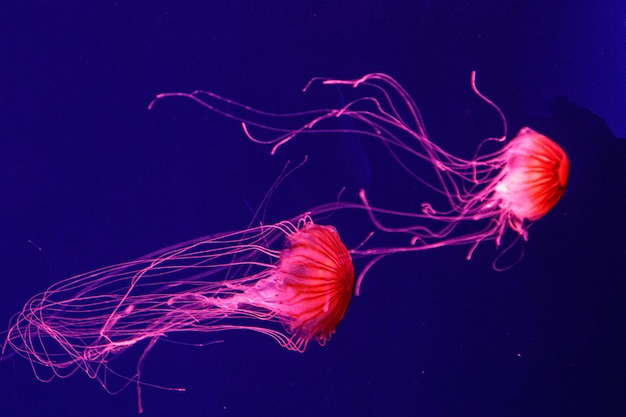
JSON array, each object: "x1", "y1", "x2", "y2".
[
  {"x1": 150, "y1": 73, "x2": 569, "y2": 291},
  {"x1": 3, "y1": 217, "x2": 353, "y2": 412}
]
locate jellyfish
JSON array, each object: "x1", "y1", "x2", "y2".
[
  {"x1": 2, "y1": 217, "x2": 354, "y2": 412},
  {"x1": 149, "y1": 73, "x2": 569, "y2": 291}
]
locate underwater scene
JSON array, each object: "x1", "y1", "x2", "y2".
[{"x1": 1, "y1": 2, "x2": 625, "y2": 416}]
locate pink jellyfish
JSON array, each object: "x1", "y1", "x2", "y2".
[
  {"x1": 150, "y1": 73, "x2": 569, "y2": 291},
  {"x1": 3, "y1": 217, "x2": 353, "y2": 413}
]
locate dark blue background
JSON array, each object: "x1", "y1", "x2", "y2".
[{"x1": 1, "y1": 1, "x2": 625, "y2": 416}]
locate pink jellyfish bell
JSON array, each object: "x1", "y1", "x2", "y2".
[{"x1": 494, "y1": 127, "x2": 569, "y2": 226}]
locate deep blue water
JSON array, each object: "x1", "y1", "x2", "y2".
[{"x1": 1, "y1": 2, "x2": 625, "y2": 416}]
